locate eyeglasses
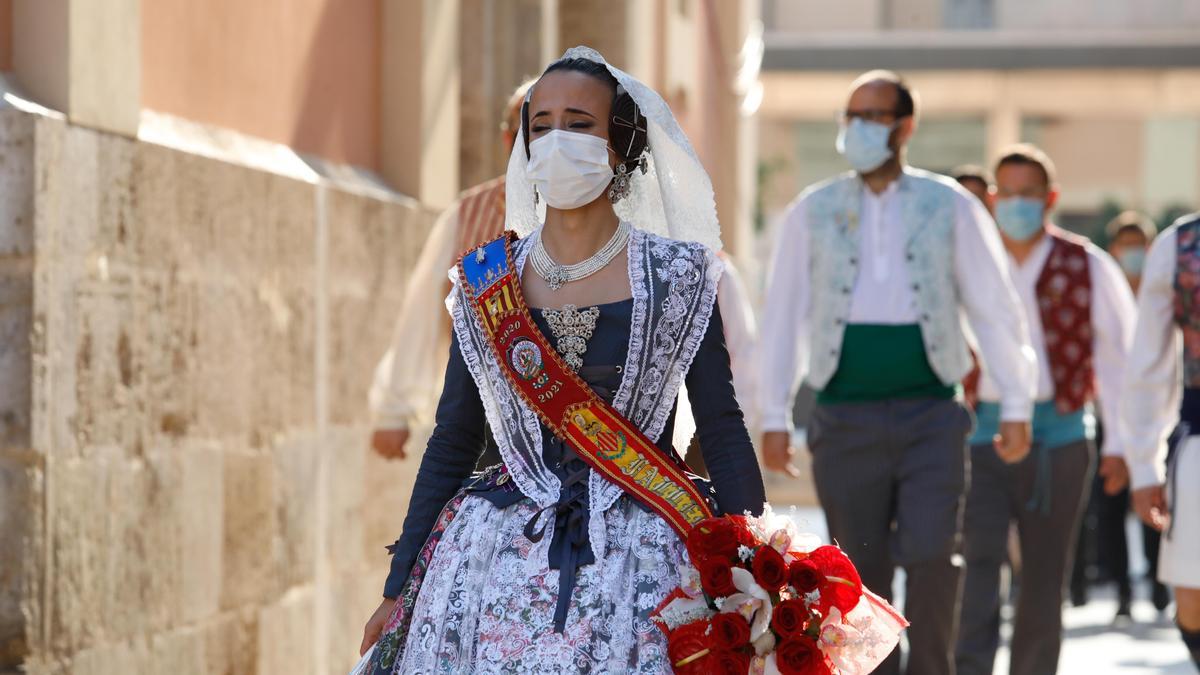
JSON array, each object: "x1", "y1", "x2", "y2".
[{"x1": 839, "y1": 108, "x2": 908, "y2": 124}]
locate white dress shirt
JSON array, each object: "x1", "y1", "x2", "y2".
[
  {"x1": 975, "y1": 233, "x2": 1136, "y2": 456},
  {"x1": 1121, "y1": 228, "x2": 1183, "y2": 489},
  {"x1": 369, "y1": 204, "x2": 459, "y2": 431},
  {"x1": 758, "y1": 169, "x2": 1037, "y2": 432}
]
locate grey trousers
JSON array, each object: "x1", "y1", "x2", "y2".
[
  {"x1": 956, "y1": 439, "x2": 1094, "y2": 675},
  {"x1": 810, "y1": 398, "x2": 972, "y2": 675}
]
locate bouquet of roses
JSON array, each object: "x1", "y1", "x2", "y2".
[{"x1": 651, "y1": 507, "x2": 908, "y2": 675}]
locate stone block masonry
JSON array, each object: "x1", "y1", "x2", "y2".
[{"x1": 0, "y1": 103, "x2": 435, "y2": 673}]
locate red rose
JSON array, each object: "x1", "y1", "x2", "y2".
[
  {"x1": 699, "y1": 558, "x2": 738, "y2": 598},
  {"x1": 752, "y1": 546, "x2": 789, "y2": 592},
  {"x1": 687, "y1": 517, "x2": 742, "y2": 563},
  {"x1": 771, "y1": 598, "x2": 810, "y2": 640},
  {"x1": 775, "y1": 637, "x2": 832, "y2": 675},
  {"x1": 712, "y1": 648, "x2": 752, "y2": 675},
  {"x1": 789, "y1": 558, "x2": 823, "y2": 594},
  {"x1": 808, "y1": 546, "x2": 863, "y2": 615},
  {"x1": 668, "y1": 620, "x2": 715, "y2": 674},
  {"x1": 726, "y1": 515, "x2": 760, "y2": 548},
  {"x1": 711, "y1": 612, "x2": 751, "y2": 650}
]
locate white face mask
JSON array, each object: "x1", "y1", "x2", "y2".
[{"x1": 526, "y1": 130, "x2": 613, "y2": 210}]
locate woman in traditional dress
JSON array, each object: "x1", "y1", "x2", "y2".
[{"x1": 356, "y1": 47, "x2": 766, "y2": 674}]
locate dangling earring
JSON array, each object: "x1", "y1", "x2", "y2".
[
  {"x1": 608, "y1": 163, "x2": 632, "y2": 203},
  {"x1": 533, "y1": 187, "x2": 539, "y2": 207}
]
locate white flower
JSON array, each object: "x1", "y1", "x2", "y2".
[
  {"x1": 724, "y1": 567, "x2": 774, "y2": 641},
  {"x1": 804, "y1": 589, "x2": 822, "y2": 608}
]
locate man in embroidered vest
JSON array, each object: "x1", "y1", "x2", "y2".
[
  {"x1": 956, "y1": 144, "x2": 1137, "y2": 675},
  {"x1": 1122, "y1": 212, "x2": 1200, "y2": 668},
  {"x1": 758, "y1": 70, "x2": 1036, "y2": 675},
  {"x1": 368, "y1": 82, "x2": 531, "y2": 460}
]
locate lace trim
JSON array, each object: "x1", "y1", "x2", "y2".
[
  {"x1": 592, "y1": 231, "x2": 723, "y2": 516},
  {"x1": 449, "y1": 255, "x2": 559, "y2": 509}
]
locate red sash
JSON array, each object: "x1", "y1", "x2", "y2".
[{"x1": 458, "y1": 232, "x2": 714, "y2": 538}]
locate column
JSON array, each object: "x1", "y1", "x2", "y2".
[
  {"x1": 1142, "y1": 116, "x2": 1200, "y2": 218},
  {"x1": 695, "y1": 0, "x2": 758, "y2": 258},
  {"x1": 985, "y1": 75, "x2": 1020, "y2": 163},
  {"x1": 382, "y1": 0, "x2": 461, "y2": 208},
  {"x1": 12, "y1": 0, "x2": 140, "y2": 137}
]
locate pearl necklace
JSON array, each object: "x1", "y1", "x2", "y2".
[{"x1": 531, "y1": 222, "x2": 631, "y2": 291}]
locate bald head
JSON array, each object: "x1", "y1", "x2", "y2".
[{"x1": 847, "y1": 69, "x2": 918, "y2": 120}]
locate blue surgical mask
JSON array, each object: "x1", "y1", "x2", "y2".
[
  {"x1": 836, "y1": 118, "x2": 895, "y2": 173},
  {"x1": 994, "y1": 197, "x2": 1045, "y2": 241},
  {"x1": 1117, "y1": 247, "x2": 1147, "y2": 276}
]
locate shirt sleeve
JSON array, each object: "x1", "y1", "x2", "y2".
[
  {"x1": 369, "y1": 204, "x2": 461, "y2": 431},
  {"x1": 688, "y1": 308, "x2": 767, "y2": 517},
  {"x1": 1086, "y1": 245, "x2": 1137, "y2": 457},
  {"x1": 715, "y1": 258, "x2": 759, "y2": 432},
  {"x1": 952, "y1": 191, "x2": 1037, "y2": 421},
  {"x1": 756, "y1": 200, "x2": 812, "y2": 432},
  {"x1": 1121, "y1": 229, "x2": 1182, "y2": 490},
  {"x1": 383, "y1": 328, "x2": 486, "y2": 598}
]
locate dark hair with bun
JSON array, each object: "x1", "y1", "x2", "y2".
[{"x1": 521, "y1": 57, "x2": 648, "y2": 172}]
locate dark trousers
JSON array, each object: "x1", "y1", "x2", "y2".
[
  {"x1": 810, "y1": 398, "x2": 971, "y2": 675},
  {"x1": 1071, "y1": 422, "x2": 1162, "y2": 599},
  {"x1": 1094, "y1": 480, "x2": 1162, "y2": 589},
  {"x1": 957, "y1": 440, "x2": 1094, "y2": 675}
]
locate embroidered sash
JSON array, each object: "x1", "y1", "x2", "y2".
[{"x1": 458, "y1": 232, "x2": 714, "y2": 538}]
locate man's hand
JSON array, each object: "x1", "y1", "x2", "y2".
[
  {"x1": 360, "y1": 597, "x2": 397, "y2": 656},
  {"x1": 761, "y1": 431, "x2": 801, "y2": 477},
  {"x1": 1098, "y1": 456, "x2": 1130, "y2": 496},
  {"x1": 1133, "y1": 485, "x2": 1169, "y2": 531},
  {"x1": 993, "y1": 420, "x2": 1032, "y2": 464},
  {"x1": 371, "y1": 428, "x2": 410, "y2": 460}
]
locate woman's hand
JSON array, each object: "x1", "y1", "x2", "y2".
[{"x1": 360, "y1": 598, "x2": 397, "y2": 656}]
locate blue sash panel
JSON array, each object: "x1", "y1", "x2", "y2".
[{"x1": 970, "y1": 400, "x2": 1092, "y2": 450}]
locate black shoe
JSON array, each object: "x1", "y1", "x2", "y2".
[
  {"x1": 1152, "y1": 581, "x2": 1171, "y2": 612},
  {"x1": 1070, "y1": 577, "x2": 1089, "y2": 607},
  {"x1": 1115, "y1": 583, "x2": 1133, "y2": 623}
]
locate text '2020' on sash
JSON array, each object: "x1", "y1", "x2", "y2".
[{"x1": 458, "y1": 233, "x2": 713, "y2": 538}]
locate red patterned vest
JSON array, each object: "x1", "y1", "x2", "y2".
[
  {"x1": 456, "y1": 176, "x2": 507, "y2": 255},
  {"x1": 1037, "y1": 227, "x2": 1094, "y2": 413},
  {"x1": 1172, "y1": 214, "x2": 1200, "y2": 386}
]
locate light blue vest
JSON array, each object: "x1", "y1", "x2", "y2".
[{"x1": 804, "y1": 168, "x2": 973, "y2": 389}]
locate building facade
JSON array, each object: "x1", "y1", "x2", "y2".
[{"x1": 757, "y1": 0, "x2": 1200, "y2": 239}]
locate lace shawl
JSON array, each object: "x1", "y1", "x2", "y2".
[{"x1": 446, "y1": 228, "x2": 722, "y2": 560}]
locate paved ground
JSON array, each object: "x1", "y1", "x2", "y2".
[{"x1": 787, "y1": 507, "x2": 1193, "y2": 673}]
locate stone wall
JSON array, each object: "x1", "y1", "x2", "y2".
[{"x1": 0, "y1": 105, "x2": 434, "y2": 674}]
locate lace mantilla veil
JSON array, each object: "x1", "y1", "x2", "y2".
[
  {"x1": 504, "y1": 46, "x2": 723, "y2": 251},
  {"x1": 505, "y1": 46, "x2": 724, "y2": 471}
]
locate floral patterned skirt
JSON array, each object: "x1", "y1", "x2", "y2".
[{"x1": 357, "y1": 492, "x2": 687, "y2": 674}]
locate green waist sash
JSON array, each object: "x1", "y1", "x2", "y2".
[{"x1": 817, "y1": 323, "x2": 956, "y2": 404}]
